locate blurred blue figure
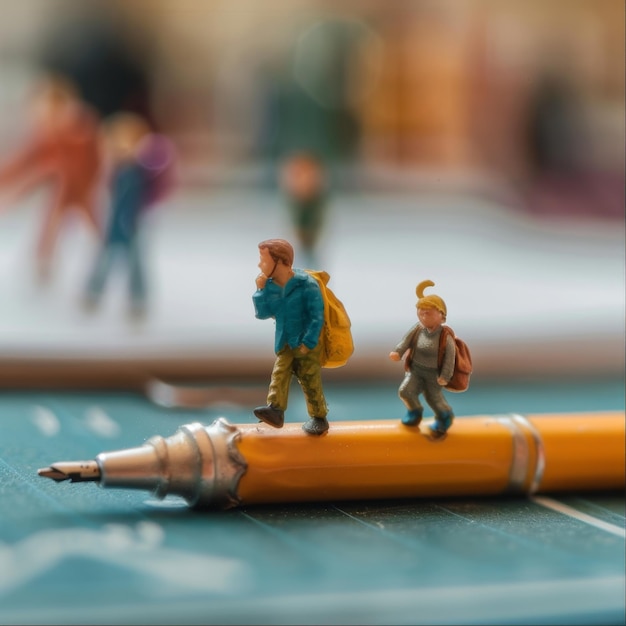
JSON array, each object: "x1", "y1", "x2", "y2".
[{"x1": 84, "y1": 113, "x2": 175, "y2": 318}]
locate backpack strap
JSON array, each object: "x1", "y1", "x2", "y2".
[
  {"x1": 437, "y1": 326, "x2": 455, "y2": 371},
  {"x1": 403, "y1": 324, "x2": 422, "y2": 371}
]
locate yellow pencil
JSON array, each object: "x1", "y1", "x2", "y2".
[{"x1": 38, "y1": 412, "x2": 625, "y2": 509}]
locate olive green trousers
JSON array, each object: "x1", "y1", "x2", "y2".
[{"x1": 267, "y1": 343, "x2": 328, "y2": 418}]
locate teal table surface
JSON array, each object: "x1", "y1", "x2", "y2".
[{"x1": 0, "y1": 379, "x2": 624, "y2": 625}]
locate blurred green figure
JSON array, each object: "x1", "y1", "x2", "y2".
[{"x1": 280, "y1": 152, "x2": 327, "y2": 269}]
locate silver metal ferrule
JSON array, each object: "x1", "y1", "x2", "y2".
[
  {"x1": 495, "y1": 413, "x2": 546, "y2": 495},
  {"x1": 96, "y1": 418, "x2": 247, "y2": 509}
]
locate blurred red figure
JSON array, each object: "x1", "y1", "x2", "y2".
[{"x1": 0, "y1": 74, "x2": 102, "y2": 281}]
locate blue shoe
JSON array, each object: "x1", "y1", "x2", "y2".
[
  {"x1": 429, "y1": 412, "x2": 453, "y2": 438},
  {"x1": 401, "y1": 409, "x2": 423, "y2": 426}
]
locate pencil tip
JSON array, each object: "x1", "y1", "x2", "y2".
[{"x1": 37, "y1": 461, "x2": 100, "y2": 483}]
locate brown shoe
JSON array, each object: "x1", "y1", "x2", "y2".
[
  {"x1": 302, "y1": 417, "x2": 329, "y2": 435},
  {"x1": 253, "y1": 405, "x2": 285, "y2": 428}
]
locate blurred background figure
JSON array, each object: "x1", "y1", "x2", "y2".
[
  {"x1": 464, "y1": 1, "x2": 624, "y2": 218},
  {"x1": 83, "y1": 113, "x2": 175, "y2": 319},
  {"x1": 522, "y1": 71, "x2": 623, "y2": 218},
  {"x1": 279, "y1": 152, "x2": 328, "y2": 269},
  {"x1": 0, "y1": 73, "x2": 102, "y2": 282},
  {"x1": 256, "y1": 16, "x2": 367, "y2": 169},
  {"x1": 356, "y1": 2, "x2": 469, "y2": 169},
  {"x1": 37, "y1": 1, "x2": 155, "y2": 126}
]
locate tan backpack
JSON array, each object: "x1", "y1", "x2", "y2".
[{"x1": 405, "y1": 325, "x2": 472, "y2": 392}]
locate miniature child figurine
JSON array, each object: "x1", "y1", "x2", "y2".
[
  {"x1": 252, "y1": 238, "x2": 329, "y2": 435},
  {"x1": 389, "y1": 280, "x2": 456, "y2": 438},
  {"x1": 83, "y1": 112, "x2": 175, "y2": 317},
  {"x1": 0, "y1": 74, "x2": 102, "y2": 281},
  {"x1": 279, "y1": 152, "x2": 327, "y2": 268}
]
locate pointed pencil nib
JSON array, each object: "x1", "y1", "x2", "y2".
[
  {"x1": 38, "y1": 461, "x2": 101, "y2": 483},
  {"x1": 38, "y1": 466, "x2": 70, "y2": 481}
]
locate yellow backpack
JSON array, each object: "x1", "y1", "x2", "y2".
[{"x1": 305, "y1": 270, "x2": 354, "y2": 368}]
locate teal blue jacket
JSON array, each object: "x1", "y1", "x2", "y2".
[{"x1": 253, "y1": 269, "x2": 324, "y2": 353}]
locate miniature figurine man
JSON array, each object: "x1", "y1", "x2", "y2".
[
  {"x1": 253, "y1": 238, "x2": 329, "y2": 435},
  {"x1": 389, "y1": 280, "x2": 456, "y2": 438}
]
